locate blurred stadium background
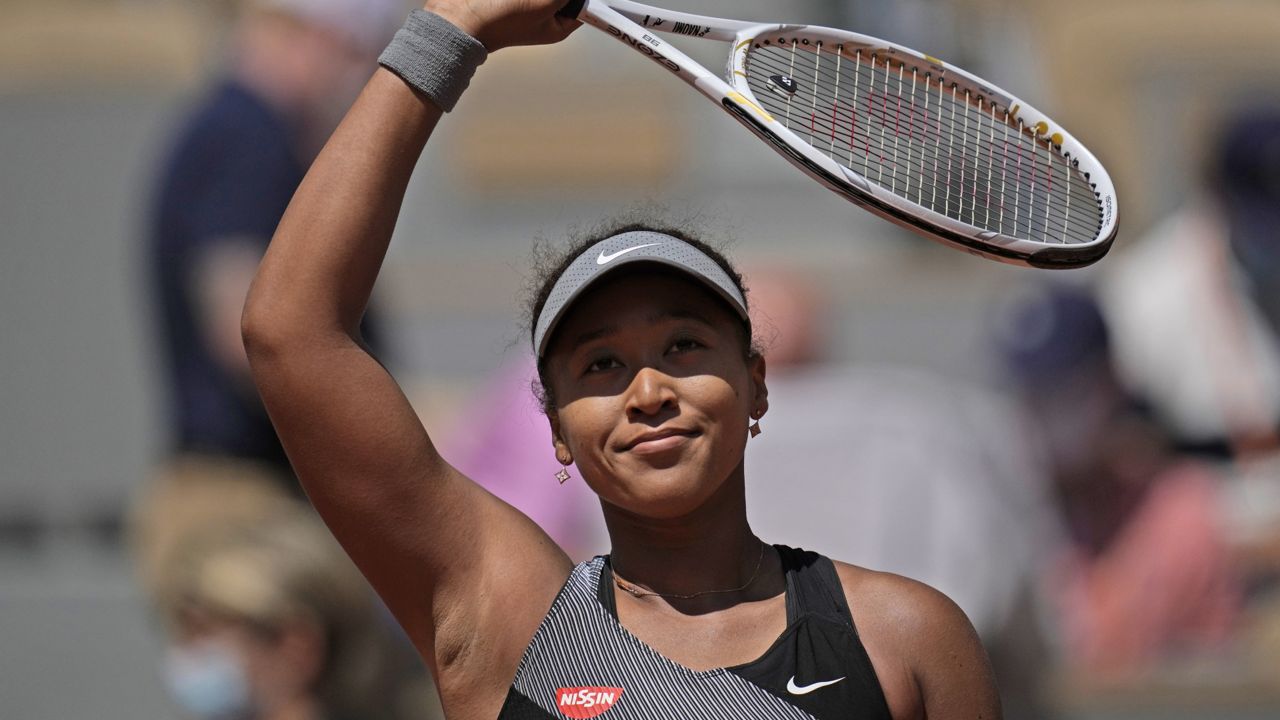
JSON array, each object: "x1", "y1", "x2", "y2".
[{"x1": 2, "y1": 0, "x2": 1280, "y2": 717}]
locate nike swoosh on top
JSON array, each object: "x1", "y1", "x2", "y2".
[
  {"x1": 786, "y1": 676, "x2": 846, "y2": 695},
  {"x1": 597, "y1": 243, "x2": 661, "y2": 265}
]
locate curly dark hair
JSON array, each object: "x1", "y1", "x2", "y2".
[{"x1": 524, "y1": 219, "x2": 757, "y2": 415}]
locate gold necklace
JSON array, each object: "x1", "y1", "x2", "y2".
[{"x1": 611, "y1": 542, "x2": 769, "y2": 600}]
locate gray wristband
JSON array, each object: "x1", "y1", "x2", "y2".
[{"x1": 378, "y1": 10, "x2": 488, "y2": 112}]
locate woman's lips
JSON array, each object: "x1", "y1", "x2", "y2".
[{"x1": 624, "y1": 429, "x2": 699, "y2": 455}]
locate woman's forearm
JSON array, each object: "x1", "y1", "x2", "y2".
[
  {"x1": 244, "y1": 0, "x2": 579, "y2": 345},
  {"x1": 243, "y1": 68, "x2": 443, "y2": 346}
]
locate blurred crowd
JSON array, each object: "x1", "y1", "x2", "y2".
[
  {"x1": 135, "y1": 1, "x2": 438, "y2": 718},
  {"x1": 48, "y1": 0, "x2": 1280, "y2": 717}
]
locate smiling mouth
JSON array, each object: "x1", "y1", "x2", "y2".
[{"x1": 623, "y1": 429, "x2": 700, "y2": 453}]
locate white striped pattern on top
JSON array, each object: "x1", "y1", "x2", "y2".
[{"x1": 507, "y1": 557, "x2": 817, "y2": 720}]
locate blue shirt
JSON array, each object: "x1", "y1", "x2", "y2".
[{"x1": 148, "y1": 80, "x2": 385, "y2": 481}]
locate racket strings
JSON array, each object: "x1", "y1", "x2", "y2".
[
  {"x1": 750, "y1": 44, "x2": 1096, "y2": 238},
  {"x1": 743, "y1": 41, "x2": 1102, "y2": 245},
  {"x1": 749, "y1": 46, "x2": 1082, "y2": 218},
  {"x1": 776, "y1": 48, "x2": 1097, "y2": 243}
]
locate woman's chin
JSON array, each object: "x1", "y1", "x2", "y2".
[{"x1": 601, "y1": 469, "x2": 726, "y2": 521}]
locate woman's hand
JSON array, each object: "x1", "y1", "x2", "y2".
[{"x1": 424, "y1": 0, "x2": 580, "y2": 51}]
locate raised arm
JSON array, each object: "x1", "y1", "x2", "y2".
[{"x1": 240, "y1": 0, "x2": 578, "y2": 695}]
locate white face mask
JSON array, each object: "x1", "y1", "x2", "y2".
[{"x1": 163, "y1": 641, "x2": 255, "y2": 720}]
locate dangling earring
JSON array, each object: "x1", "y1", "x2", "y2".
[
  {"x1": 749, "y1": 410, "x2": 762, "y2": 438},
  {"x1": 554, "y1": 448, "x2": 572, "y2": 484}
]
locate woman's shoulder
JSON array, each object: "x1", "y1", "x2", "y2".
[
  {"x1": 773, "y1": 547, "x2": 970, "y2": 637},
  {"x1": 830, "y1": 560, "x2": 999, "y2": 719},
  {"x1": 832, "y1": 561, "x2": 972, "y2": 635}
]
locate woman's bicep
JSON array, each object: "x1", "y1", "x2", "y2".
[
  {"x1": 845, "y1": 567, "x2": 1001, "y2": 720},
  {"x1": 910, "y1": 586, "x2": 1003, "y2": 720},
  {"x1": 246, "y1": 333, "x2": 562, "y2": 647}
]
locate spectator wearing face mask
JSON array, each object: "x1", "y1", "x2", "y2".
[{"x1": 155, "y1": 509, "x2": 423, "y2": 720}]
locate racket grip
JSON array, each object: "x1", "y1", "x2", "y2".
[{"x1": 557, "y1": 0, "x2": 587, "y2": 19}]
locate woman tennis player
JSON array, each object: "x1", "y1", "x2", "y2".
[{"x1": 242, "y1": 1, "x2": 1002, "y2": 718}]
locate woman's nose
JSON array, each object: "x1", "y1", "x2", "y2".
[{"x1": 624, "y1": 366, "x2": 677, "y2": 419}]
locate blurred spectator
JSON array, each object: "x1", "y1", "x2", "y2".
[
  {"x1": 744, "y1": 268, "x2": 1058, "y2": 719},
  {"x1": 137, "y1": 0, "x2": 402, "y2": 587},
  {"x1": 997, "y1": 282, "x2": 1241, "y2": 680},
  {"x1": 131, "y1": 455, "x2": 301, "y2": 599},
  {"x1": 134, "y1": 4, "x2": 441, "y2": 717},
  {"x1": 1100, "y1": 108, "x2": 1280, "y2": 459},
  {"x1": 146, "y1": 0, "x2": 400, "y2": 490},
  {"x1": 155, "y1": 508, "x2": 420, "y2": 720}
]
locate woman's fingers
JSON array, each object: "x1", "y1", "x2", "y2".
[{"x1": 425, "y1": 0, "x2": 581, "y2": 52}]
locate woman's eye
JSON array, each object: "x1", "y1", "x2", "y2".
[
  {"x1": 669, "y1": 338, "x2": 702, "y2": 353},
  {"x1": 585, "y1": 357, "x2": 621, "y2": 373}
]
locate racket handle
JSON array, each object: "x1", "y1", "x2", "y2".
[{"x1": 557, "y1": 0, "x2": 587, "y2": 19}]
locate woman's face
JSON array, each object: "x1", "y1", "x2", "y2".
[{"x1": 544, "y1": 268, "x2": 767, "y2": 519}]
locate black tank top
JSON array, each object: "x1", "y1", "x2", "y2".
[{"x1": 498, "y1": 545, "x2": 892, "y2": 719}]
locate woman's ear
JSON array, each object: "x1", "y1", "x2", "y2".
[
  {"x1": 547, "y1": 413, "x2": 573, "y2": 465},
  {"x1": 750, "y1": 354, "x2": 769, "y2": 419}
]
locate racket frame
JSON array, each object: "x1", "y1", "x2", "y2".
[{"x1": 572, "y1": 0, "x2": 1118, "y2": 268}]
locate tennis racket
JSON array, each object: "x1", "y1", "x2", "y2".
[{"x1": 557, "y1": 0, "x2": 1118, "y2": 268}]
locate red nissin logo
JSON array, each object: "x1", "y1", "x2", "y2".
[{"x1": 555, "y1": 686, "x2": 623, "y2": 718}]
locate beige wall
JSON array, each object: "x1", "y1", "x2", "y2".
[{"x1": 0, "y1": 1, "x2": 223, "y2": 93}]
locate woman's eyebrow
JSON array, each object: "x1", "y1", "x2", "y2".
[
  {"x1": 648, "y1": 308, "x2": 716, "y2": 327},
  {"x1": 569, "y1": 309, "x2": 716, "y2": 350},
  {"x1": 570, "y1": 323, "x2": 618, "y2": 349}
]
